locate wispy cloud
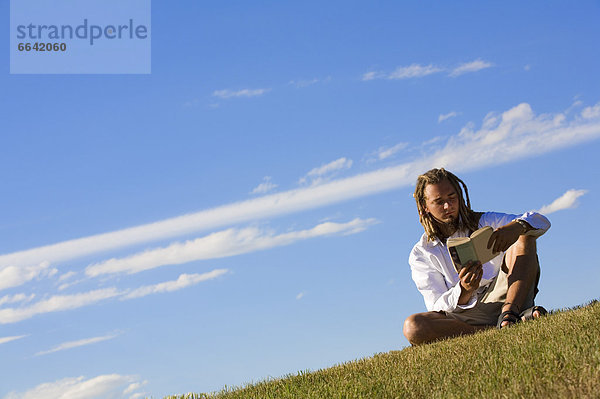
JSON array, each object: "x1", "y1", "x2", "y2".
[
  {"x1": 299, "y1": 157, "x2": 353, "y2": 185},
  {"x1": 363, "y1": 59, "x2": 493, "y2": 81},
  {"x1": 389, "y1": 64, "x2": 444, "y2": 79},
  {"x1": 361, "y1": 71, "x2": 386, "y2": 81},
  {"x1": 34, "y1": 333, "x2": 120, "y2": 357},
  {"x1": 306, "y1": 157, "x2": 353, "y2": 177},
  {"x1": 121, "y1": 270, "x2": 229, "y2": 300},
  {"x1": 212, "y1": 88, "x2": 270, "y2": 99},
  {"x1": 449, "y1": 59, "x2": 493, "y2": 77},
  {"x1": 582, "y1": 103, "x2": 600, "y2": 119},
  {"x1": 363, "y1": 64, "x2": 443, "y2": 81},
  {"x1": 296, "y1": 292, "x2": 305, "y2": 300},
  {"x1": 58, "y1": 271, "x2": 76, "y2": 282},
  {"x1": 2, "y1": 101, "x2": 600, "y2": 292},
  {"x1": 367, "y1": 143, "x2": 408, "y2": 163},
  {"x1": 0, "y1": 288, "x2": 120, "y2": 324},
  {"x1": 251, "y1": 176, "x2": 278, "y2": 195},
  {"x1": 85, "y1": 219, "x2": 377, "y2": 277},
  {"x1": 289, "y1": 76, "x2": 330, "y2": 88},
  {"x1": 537, "y1": 189, "x2": 588, "y2": 214},
  {"x1": 0, "y1": 335, "x2": 27, "y2": 345},
  {"x1": 0, "y1": 262, "x2": 56, "y2": 292},
  {"x1": 0, "y1": 270, "x2": 227, "y2": 324},
  {"x1": 0, "y1": 293, "x2": 35, "y2": 307},
  {"x1": 124, "y1": 381, "x2": 148, "y2": 397},
  {"x1": 438, "y1": 111, "x2": 459, "y2": 123},
  {"x1": 3, "y1": 374, "x2": 145, "y2": 399}
]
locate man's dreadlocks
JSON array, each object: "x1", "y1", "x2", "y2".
[{"x1": 414, "y1": 168, "x2": 480, "y2": 241}]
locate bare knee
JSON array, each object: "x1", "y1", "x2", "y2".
[
  {"x1": 403, "y1": 313, "x2": 431, "y2": 345},
  {"x1": 504, "y1": 236, "x2": 538, "y2": 272},
  {"x1": 509, "y1": 235, "x2": 537, "y2": 256}
]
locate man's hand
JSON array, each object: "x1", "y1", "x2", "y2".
[
  {"x1": 457, "y1": 260, "x2": 482, "y2": 305},
  {"x1": 458, "y1": 260, "x2": 483, "y2": 293},
  {"x1": 487, "y1": 221, "x2": 523, "y2": 253}
]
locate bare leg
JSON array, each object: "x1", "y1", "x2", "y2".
[
  {"x1": 403, "y1": 311, "x2": 489, "y2": 345},
  {"x1": 500, "y1": 235, "x2": 541, "y2": 327}
]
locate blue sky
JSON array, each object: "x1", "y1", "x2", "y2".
[{"x1": 1, "y1": 1, "x2": 600, "y2": 398}]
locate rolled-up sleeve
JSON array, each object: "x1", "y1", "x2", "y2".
[
  {"x1": 516, "y1": 211, "x2": 551, "y2": 237},
  {"x1": 409, "y1": 246, "x2": 473, "y2": 312},
  {"x1": 481, "y1": 211, "x2": 551, "y2": 237}
]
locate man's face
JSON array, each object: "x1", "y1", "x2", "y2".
[{"x1": 423, "y1": 179, "x2": 459, "y2": 224}]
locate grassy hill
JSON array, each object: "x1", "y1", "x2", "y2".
[{"x1": 165, "y1": 300, "x2": 600, "y2": 399}]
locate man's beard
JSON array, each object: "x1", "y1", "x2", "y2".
[{"x1": 433, "y1": 215, "x2": 459, "y2": 238}]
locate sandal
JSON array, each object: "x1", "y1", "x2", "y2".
[
  {"x1": 497, "y1": 309, "x2": 520, "y2": 329},
  {"x1": 520, "y1": 305, "x2": 547, "y2": 321}
]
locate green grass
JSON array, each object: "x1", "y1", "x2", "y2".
[{"x1": 165, "y1": 300, "x2": 600, "y2": 399}]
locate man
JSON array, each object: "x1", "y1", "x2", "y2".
[{"x1": 403, "y1": 168, "x2": 551, "y2": 345}]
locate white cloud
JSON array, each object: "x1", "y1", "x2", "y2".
[
  {"x1": 296, "y1": 292, "x2": 305, "y2": 300},
  {"x1": 582, "y1": 103, "x2": 600, "y2": 119},
  {"x1": 364, "y1": 59, "x2": 491, "y2": 81},
  {"x1": 363, "y1": 64, "x2": 444, "y2": 81},
  {"x1": 0, "y1": 262, "x2": 56, "y2": 291},
  {"x1": 377, "y1": 143, "x2": 408, "y2": 161},
  {"x1": 85, "y1": 218, "x2": 377, "y2": 277},
  {"x1": 251, "y1": 176, "x2": 278, "y2": 195},
  {"x1": 58, "y1": 271, "x2": 77, "y2": 282},
  {"x1": 2, "y1": 101, "x2": 600, "y2": 291},
  {"x1": 299, "y1": 157, "x2": 353, "y2": 185},
  {"x1": 212, "y1": 88, "x2": 270, "y2": 99},
  {"x1": 389, "y1": 64, "x2": 443, "y2": 79},
  {"x1": 34, "y1": 333, "x2": 120, "y2": 357},
  {"x1": 123, "y1": 381, "x2": 148, "y2": 396},
  {"x1": 307, "y1": 157, "x2": 353, "y2": 177},
  {"x1": 0, "y1": 269, "x2": 227, "y2": 324},
  {"x1": 0, "y1": 288, "x2": 120, "y2": 324},
  {"x1": 57, "y1": 271, "x2": 84, "y2": 291},
  {"x1": 362, "y1": 71, "x2": 385, "y2": 81},
  {"x1": 0, "y1": 335, "x2": 27, "y2": 345},
  {"x1": 0, "y1": 293, "x2": 35, "y2": 307},
  {"x1": 438, "y1": 111, "x2": 459, "y2": 123},
  {"x1": 289, "y1": 78, "x2": 318, "y2": 87},
  {"x1": 289, "y1": 77, "x2": 330, "y2": 88},
  {"x1": 121, "y1": 270, "x2": 229, "y2": 300},
  {"x1": 537, "y1": 189, "x2": 588, "y2": 215},
  {"x1": 366, "y1": 143, "x2": 408, "y2": 163},
  {"x1": 3, "y1": 374, "x2": 144, "y2": 399},
  {"x1": 449, "y1": 59, "x2": 493, "y2": 77},
  {"x1": 58, "y1": 279, "x2": 87, "y2": 292}
]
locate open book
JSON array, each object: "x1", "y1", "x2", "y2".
[{"x1": 446, "y1": 226, "x2": 501, "y2": 272}]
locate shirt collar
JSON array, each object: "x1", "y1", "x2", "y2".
[{"x1": 424, "y1": 228, "x2": 469, "y2": 248}]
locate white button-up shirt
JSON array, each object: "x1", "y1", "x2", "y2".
[{"x1": 409, "y1": 211, "x2": 551, "y2": 312}]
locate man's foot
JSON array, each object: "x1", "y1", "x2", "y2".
[
  {"x1": 497, "y1": 308, "x2": 520, "y2": 329},
  {"x1": 520, "y1": 305, "x2": 547, "y2": 321}
]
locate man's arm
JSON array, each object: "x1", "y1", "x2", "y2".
[
  {"x1": 457, "y1": 260, "x2": 483, "y2": 305},
  {"x1": 485, "y1": 211, "x2": 551, "y2": 253},
  {"x1": 487, "y1": 220, "x2": 526, "y2": 253},
  {"x1": 410, "y1": 245, "x2": 477, "y2": 312}
]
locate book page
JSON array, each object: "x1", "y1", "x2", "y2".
[
  {"x1": 471, "y1": 226, "x2": 500, "y2": 264},
  {"x1": 452, "y1": 241, "x2": 478, "y2": 266}
]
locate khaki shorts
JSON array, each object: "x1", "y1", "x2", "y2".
[{"x1": 444, "y1": 259, "x2": 540, "y2": 326}]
